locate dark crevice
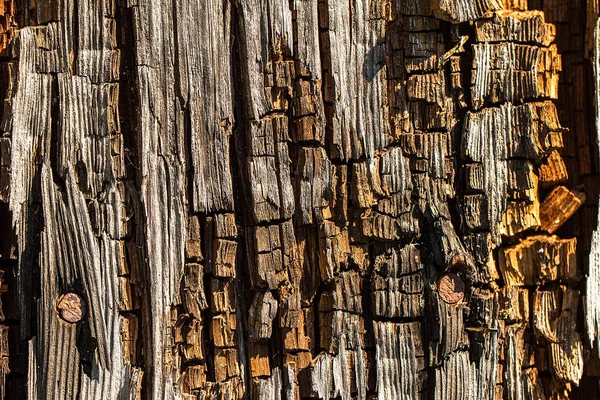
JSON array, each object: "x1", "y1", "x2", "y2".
[
  {"x1": 49, "y1": 76, "x2": 67, "y2": 193},
  {"x1": 230, "y1": 1, "x2": 253, "y2": 394},
  {"x1": 116, "y1": 0, "x2": 146, "y2": 394}
]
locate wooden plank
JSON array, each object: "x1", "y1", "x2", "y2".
[{"x1": 1, "y1": 0, "x2": 595, "y2": 398}]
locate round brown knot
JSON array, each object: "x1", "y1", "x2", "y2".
[
  {"x1": 56, "y1": 292, "x2": 87, "y2": 323},
  {"x1": 437, "y1": 273, "x2": 465, "y2": 304}
]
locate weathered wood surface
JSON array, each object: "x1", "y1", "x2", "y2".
[{"x1": 0, "y1": 0, "x2": 598, "y2": 399}]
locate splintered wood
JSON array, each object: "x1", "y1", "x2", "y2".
[
  {"x1": 0, "y1": 0, "x2": 595, "y2": 399},
  {"x1": 539, "y1": 185, "x2": 585, "y2": 233},
  {"x1": 499, "y1": 235, "x2": 577, "y2": 285}
]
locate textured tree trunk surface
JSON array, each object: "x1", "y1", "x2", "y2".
[{"x1": 1, "y1": 0, "x2": 600, "y2": 398}]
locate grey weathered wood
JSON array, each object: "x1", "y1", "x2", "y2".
[
  {"x1": 0, "y1": 0, "x2": 597, "y2": 398},
  {"x1": 587, "y1": 0, "x2": 600, "y2": 363}
]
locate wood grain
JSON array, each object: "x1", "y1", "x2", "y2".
[{"x1": 0, "y1": 0, "x2": 597, "y2": 398}]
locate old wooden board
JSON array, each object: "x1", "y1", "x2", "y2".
[{"x1": 0, "y1": 0, "x2": 597, "y2": 399}]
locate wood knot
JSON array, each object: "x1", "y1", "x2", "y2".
[
  {"x1": 56, "y1": 292, "x2": 87, "y2": 323},
  {"x1": 450, "y1": 251, "x2": 473, "y2": 270},
  {"x1": 448, "y1": 252, "x2": 477, "y2": 282},
  {"x1": 437, "y1": 273, "x2": 465, "y2": 304}
]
